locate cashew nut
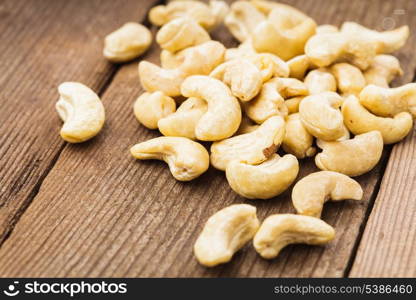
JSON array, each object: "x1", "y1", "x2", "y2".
[
  {"x1": 299, "y1": 92, "x2": 345, "y2": 141},
  {"x1": 330, "y1": 63, "x2": 366, "y2": 96},
  {"x1": 282, "y1": 113, "x2": 316, "y2": 159},
  {"x1": 226, "y1": 154, "x2": 299, "y2": 199},
  {"x1": 156, "y1": 17, "x2": 210, "y2": 53},
  {"x1": 225, "y1": 38, "x2": 257, "y2": 61},
  {"x1": 340, "y1": 22, "x2": 409, "y2": 54},
  {"x1": 224, "y1": 1, "x2": 266, "y2": 42},
  {"x1": 158, "y1": 97, "x2": 207, "y2": 140},
  {"x1": 252, "y1": 6, "x2": 317, "y2": 60},
  {"x1": 364, "y1": 55, "x2": 403, "y2": 88},
  {"x1": 103, "y1": 22, "x2": 152, "y2": 63},
  {"x1": 133, "y1": 92, "x2": 176, "y2": 130},
  {"x1": 315, "y1": 131, "x2": 383, "y2": 177},
  {"x1": 249, "y1": 53, "x2": 290, "y2": 80},
  {"x1": 359, "y1": 83, "x2": 416, "y2": 118},
  {"x1": 304, "y1": 68, "x2": 337, "y2": 95},
  {"x1": 284, "y1": 96, "x2": 305, "y2": 114},
  {"x1": 139, "y1": 41, "x2": 225, "y2": 97},
  {"x1": 181, "y1": 75, "x2": 241, "y2": 141},
  {"x1": 287, "y1": 55, "x2": 311, "y2": 80},
  {"x1": 235, "y1": 115, "x2": 260, "y2": 135},
  {"x1": 292, "y1": 171, "x2": 363, "y2": 218},
  {"x1": 253, "y1": 214, "x2": 335, "y2": 259},
  {"x1": 130, "y1": 137, "x2": 209, "y2": 181},
  {"x1": 210, "y1": 116, "x2": 285, "y2": 171},
  {"x1": 56, "y1": 82, "x2": 105, "y2": 143},
  {"x1": 342, "y1": 95, "x2": 413, "y2": 144},
  {"x1": 194, "y1": 204, "x2": 260, "y2": 267},
  {"x1": 244, "y1": 77, "x2": 307, "y2": 124}
]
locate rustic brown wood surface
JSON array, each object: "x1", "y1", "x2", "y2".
[{"x1": 0, "y1": 0, "x2": 415, "y2": 277}]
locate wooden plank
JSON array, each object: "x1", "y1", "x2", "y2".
[
  {"x1": 0, "y1": 0, "x2": 415, "y2": 277},
  {"x1": 0, "y1": 0, "x2": 160, "y2": 242}
]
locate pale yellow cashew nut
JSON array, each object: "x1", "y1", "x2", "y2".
[
  {"x1": 364, "y1": 55, "x2": 403, "y2": 88},
  {"x1": 194, "y1": 204, "x2": 260, "y2": 267},
  {"x1": 282, "y1": 113, "x2": 316, "y2": 159},
  {"x1": 292, "y1": 171, "x2": 363, "y2": 218},
  {"x1": 253, "y1": 214, "x2": 335, "y2": 259},
  {"x1": 56, "y1": 82, "x2": 105, "y2": 143},
  {"x1": 330, "y1": 63, "x2": 366, "y2": 96},
  {"x1": 130, "y1": 137, "x2": 209, "y2": 181},
  {"x1": 304, "y1": 68, "x2": 337, "y2": 95}
]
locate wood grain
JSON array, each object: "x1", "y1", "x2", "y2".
[
  {"x1": 0, "y1": 0, "x2": 160, "y2": 243},
  {"x1": 0, "y1": 0, "x2": 415, "y2": 277}
]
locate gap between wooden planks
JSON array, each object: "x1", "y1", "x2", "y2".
[{"x1": 0, "y1": 0, "x2": 415, "y2": 277}]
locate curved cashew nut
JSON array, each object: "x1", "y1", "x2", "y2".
[
  {"x1": 225, "y1": 38, "x2": 258, "y2": 61},
  {"x1": 224, "y1": 1, "x2": 266, "y2": 42},
  {"x1": 330, "y1": 63, "x2": 366, "y2": 96},
  {"x1": 134, "y1": 92, "x2": 176, "y2": 130},
  {"x1": 342, "y1": 95, "x2": 413, "y2": 144},
  {"x1": 340, "y1": 22, "x2": 409, "y2": 54},
  {"x1": 299, "y1": 92, "x2": 345, "y2": 141},
  {"x1": 130, "y1": 137, "x2": 209, "y2": 181},
  {"x1": 282, "y1": 113, "x2": 316, "y2": 159},
  {"x1": 210, "y1": 59, "x2": 263, "y2": 102},
  {"x1": 56, "y1": 82, "x2": 105, "y2": 143},
  {"x1": 194, "y1": 204, "x2": 260, "y2": 267},
  {"x1": 249, "y1": 53, "x2": 290, "y2": 80},
  {"x1": 244, "y1": 77, "x2": 307, "y2": 124},
  {"x1": 252, "y1": 6, "x2": 317, "y2": 60},
  {"x1": 284, "y1": 96, "x2": 305, "y2": 114},
  {"x1": 305, "y1": 32, "x2": 377, "y2": 70},
  {"x1": 139, "y1": 41, "x2": 225, "y2": 97},
  {"x1": 158, "y1": 97, "x2": 207, "y2": 140},
  {"x1": 103, "y1": 22, "x2": 152, "y2": 63},
  {"x1": 359, "y1": 83, "x2": 416, "y2": 118},
  {"x1": 253, "y1": 214, "x2": 335, "y2": 259},
  {"x1": 210, "y1": 116, "x2": 285, "y2": 171},
  {"x1": 287, "y1": 55, "x2": 312, "y2": 80},
  {"x1": 304, "y1": 68, "x2": 337, "y2": 95},
  {"x1": 226, "y1": 154, "x2": 299, "y2": 199},
  {"x1": 181, "y1": 75, "x2": 241, "y2": 141},
  {"x1": 156, "y1": 18, "x2": 210, "y2": 53},
  {"x1": 315, "y1": 131, "x2": 383, "y2": 177},
  {"x1": 364, "y1": 55, "x2": 403, "y2": 88},
  {"x1": 292, "y1": 171, "x2": 363, "y2": 218}
]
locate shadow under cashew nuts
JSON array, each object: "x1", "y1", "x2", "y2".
[
  {"x1": 253, "y1": 214, "x2": 335, "y2": 260},
  {"x1": 226, "y1": 154, "x2": 299, "y2": 199},
  {"x1": 210, "y1": 115, "x2": 285, "y2": 171},
  {"x1": 194, "y1": 204, "x2": 260, "y2": 267},
  {"x1": 130, "y1": 136, "x2": 209, "y2": 182},
  {"x1": 56, "y1": 82, "x2": 105, "y2": 143},
  {"x1": 292, "y1": 171, "x2": 363, "y2": 218},
  {"x1": 315, "y1": 131, "x2": 384, "y2": 177}
]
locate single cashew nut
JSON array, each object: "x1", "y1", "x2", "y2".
[
  {"x1": 304, "y1": 68, "x2": 337, "y2": 95},
  {"x1": 133, "y1": 92, "x2": 176, "y2": 130},
  {"x1": 211, "y1": 116, "x2": 285, "y2": 171},
  {"x1": 315, "y1": 131, "x2": 383, "y2": 177},
  {"x1": 340, "y1": 22, "x2": 409, "y2": 54},
  {"x1": 359, "y1": 83, "x2": 416, "y2": 118},
  {"x1": 330, "y1": 63, "x2": 366, "y2": 96},
  {"x1": 342, "y1": 95, "x2": 413, "y2": 144},
  {"x1": 130, "y1": 137, "x2": 209, "y2": 181},
  {"x1": 253, "y1": 214, "x2": 335, "y2": 259},
  {"x1": 224, "y1": 1, "x2": 266, "y2": 42},
  {"x1": 284, "y1": 96, "x2": 305, "y2": 114},
  {"x1": 139, "y1": 41, "x2": 225, "y2": 97},
  {"x1": 249, "y1": 53, "x2": 290, "y2": 80},
  {"x1": 181, "y1": 75, "x2": 241, "y2": 141},
  {"x1": 287, "y1": 55, "x2": 311, "y2": 80},
  {"x1": 299, "y1": 92, "x2": 345, "y2": 141},
  {"x1": 292, "y1": 171, "x2": 363, "y2": 218},
  {"x1": 364, "y1": 55, "x2": 403, "y2": 88},
  {"x1": 156, "y1": 18, "x2": 210, "y2": 53},
  {"x1": 252, "y1": 6, "x2": 317, "y2": 60},
  {"x1": 194, "y1": 204, "x2": 260, "y2": 267},
  {"x1": 305, "y1": 32, "x2": 377, "y2": 70},
  {"x1": 282, "y1": 113, "x2": 316, "y2": 159},
  {"x1": 56, "y1": 82, "x2": 105, "y2": 143},
  {"x1": 103, "y1": 22, "x2": 152, "y2": 63},
  {"x1": 158, "y1": 97, "x2": 207, "y2": 140},
  {"x1": 226, "y1": 154, "x2": 299, "y2": 199}
]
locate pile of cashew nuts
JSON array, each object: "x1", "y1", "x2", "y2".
[{"x1": 55, "y1": 0, "x2": 415, "y2": 267}]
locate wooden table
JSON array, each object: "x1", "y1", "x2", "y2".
[{"x1": 0, "y1": 0, "x2": 415, "y2": 278}]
